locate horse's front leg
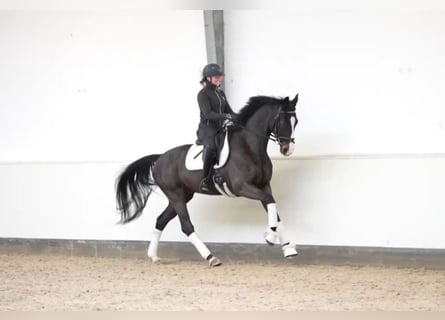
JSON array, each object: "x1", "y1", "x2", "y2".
[
  {"x1": 238, "y1": 183, "x2": 298, "y2": 258},
  {"x1": 260, "y1": 199, "x2": 298, "y2": 258},
  {"x1": 256, "y1": 183, "x2": 281, "y2": 246}
]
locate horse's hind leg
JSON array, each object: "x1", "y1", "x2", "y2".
[
  {"x1": 166, "y1": 191, "x2": 221, "y2": 267},
  {"x1": 147, "y1": 203, "x2": 177, "y2": 263},
  {"x1": 148, "y1": 193, "x2": 195, "y2": 263}
]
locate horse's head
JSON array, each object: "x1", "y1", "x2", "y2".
[
  {"x1": 237, "y1": 94, "x2": 299, "y2": 156},
  {"x1": 274, "y1": 94, "x2": 299, "y2": 156}
]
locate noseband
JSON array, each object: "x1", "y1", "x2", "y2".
[{"x1": 238, "y1": 110, "x2": 296, "y2": 145}]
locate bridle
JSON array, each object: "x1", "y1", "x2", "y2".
[
  {"x1": 235, "y1": 110, "x2": 296, "y2": 145},
  {"x1": 270, "y1": 110, "x2": 296, "y2": 145}
]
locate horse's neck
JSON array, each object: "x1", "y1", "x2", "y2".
[{"x1": 239, "y1": 105, "x2": 275, "y2": 157}]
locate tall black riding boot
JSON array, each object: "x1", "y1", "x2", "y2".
[{"x1": 199, "y1": 149, "x2": 216, "y2": 192}]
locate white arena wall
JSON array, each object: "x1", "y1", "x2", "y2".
[{"x1": 1, "y1": 3, "x2": 445, "y2": 251}]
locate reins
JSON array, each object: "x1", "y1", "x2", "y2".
[{"x1": 235, "y1": 123, "x2": 279, "y2": 143}]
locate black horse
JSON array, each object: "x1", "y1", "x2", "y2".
[{"x1": 116, "y1": 94, "x2": 299, "y2": 266}]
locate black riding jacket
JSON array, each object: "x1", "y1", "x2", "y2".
[
  {"x1": 196, "y1": 83, "x2": 235, "y2": 145},
  {"x1": 198, "y1": 83, "x2": 235, "y2": 126}
]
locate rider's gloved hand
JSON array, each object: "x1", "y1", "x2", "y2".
[
  {"x1": 224, "y1": 113, "x2": 239, "y2": 126},
  {"x1": 222, "y1": 118, "x2": 234, "y2": 127}
]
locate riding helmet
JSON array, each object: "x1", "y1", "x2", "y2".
[{"x1": 202, "y1": 63, "x2": 224, "y2": 77}]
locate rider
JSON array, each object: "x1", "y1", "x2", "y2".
[{"x1": 196, "y1": 63, "x2": 237, "y2": 192}]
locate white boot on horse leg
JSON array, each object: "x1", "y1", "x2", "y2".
[
  {"x1": 264, "y1": 228, "x2": 280, "y2": 245},
  {"x1": 147, "y1": 229, "x2": 162, "y2": 263},
  {"x1": 282, "y1": 242, "x2": 298, "y2": 258},
  {"x1": 275, "y1": 223, "x2": 298, "y2": 258},
  {"x1": 264, "y1": 203, "x2": 280, "y2": 245},
  {"x1": 188, "y1": 232, "x2": 222, "y2": 267}
]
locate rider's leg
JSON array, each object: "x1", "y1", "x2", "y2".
[{"x1": 200, "y1": 142, "x2": 217, "y2": 192}]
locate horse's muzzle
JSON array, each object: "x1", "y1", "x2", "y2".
[{"x1": 280, "y1": 143, "x2": 294, "y2": 156}]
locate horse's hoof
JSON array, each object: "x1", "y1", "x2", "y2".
[
  {"x1": 264, "y1": 230, "x2": 280, "y2": 246},
  {"x1": 285, "y1": 252, "x2": 298, "y2": 259},
  {"x1": 282, "y1": 243, "x2": 298, "y2": 259},
  {"x1": 209, "y1": 256, "x2": 222, "y2": 267},
  {"x1": 150, "y1": 256, "x2": 161, "y2": 264}
]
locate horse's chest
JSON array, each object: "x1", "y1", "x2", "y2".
[{"x1": 250, "y1": 162, "x2": 272, "y2": 185}]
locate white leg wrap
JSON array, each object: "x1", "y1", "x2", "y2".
[
  {"x1": 276, "y1": 222, "x2": 285, "y2": 244},
  {"x1": 264, "y1": 229, "x2": 280, "y2": 245},
  {"x1": 188, "y1": 232, "x2": 211, "y2": 260},
  {"x1": 282, "y1": 242, "x2": 298, "y2": 258},
  {"x1": 267, "y1": 203, "x2": 279, "y2": 229},
  {"x1": 147, "y1": 229, "x2": 162, "y2": 261}
]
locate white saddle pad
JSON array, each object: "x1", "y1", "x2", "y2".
[{"x1": 185, "y1": 132, "x2": 231, "y2": 171}]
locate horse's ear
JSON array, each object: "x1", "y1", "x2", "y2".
[
  {"x1": 290, "y1": 94, "x2": 299, "y2": 108},
  {"x1": 284, "y1": 96, "x2": 289, "y2": 104}
]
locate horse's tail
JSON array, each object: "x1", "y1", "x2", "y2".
[{"x1": 115, "y1": 154, "x2": 161, "y2": 224}]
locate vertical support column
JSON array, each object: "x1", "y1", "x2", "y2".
[{"x1": 203, "y1": 10, "x2": 225, "y2": 90}]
